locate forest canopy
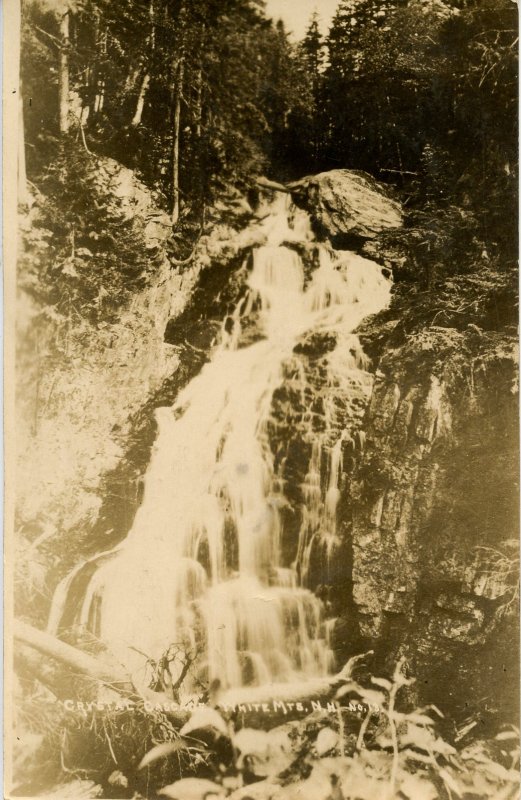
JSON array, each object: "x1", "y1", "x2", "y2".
[
  {"x1": 22, "y1": 0, "x2": 517, "y2": 203},
  {"x1": 19, "y1": 0, "x2": 518, "y2": 333},
  {"x1": 18, "y1": 0, "x2": 518, "y2": 348}
]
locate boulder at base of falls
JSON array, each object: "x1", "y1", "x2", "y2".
[{"x1": 288, "y1": 169, "x2": 403, "y2": 243}]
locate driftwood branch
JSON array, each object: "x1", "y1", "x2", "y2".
[
  {"x1": 255, "y1": 176, "x2": 290, "y2": 194},
  {"x1": 168, "y1": 248, "x2": 197, "y2": 267},
  {"x1": 167, "y1": 229, "x2": 202, "y2": 267}
]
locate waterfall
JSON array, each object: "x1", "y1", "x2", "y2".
[{"x1": 49, "y1": 192, "x2": 392, "y2": 695}]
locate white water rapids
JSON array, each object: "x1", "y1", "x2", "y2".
[{"x1": 49, "y1": 193, "x2": 392, "y2": 696}]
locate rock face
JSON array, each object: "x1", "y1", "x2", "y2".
[
  {"x1": 343, "y1": 328, "x2": 519, "y2": 716},
  {"x1": 16, "y1": 163, "x2": 194, "y2": 590},
  {"x1": 15, "y1": 158, "x2": 249, "y2": 626},
  {"x1": 289, "y1": 169, "x2": 403, "y2": 243}
]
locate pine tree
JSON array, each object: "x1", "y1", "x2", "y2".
[
  {"x1": 298, "y1": 11, "x2": 325, "y2": 165},
  {"x1": 328, "y1": 0, "x2": 402, "y2": 77},
  {"x1": 328, "y1": 0, "x2": 360, "y2": 78},
  {"x1": 301, "y1": 11, "x2": 324, "y2": 86}
]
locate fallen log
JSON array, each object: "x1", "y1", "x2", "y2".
[
  {"x1": 13, "y1": 620, "x2": 190, "y2": 724},
  {"x1": 255, "y1": 176, "x2": 290, "y2": 194},
  {"x1": 14, "y1": 619, "x2": 132, "y2": 690},
  {"x1": 13, "y1": 620, "x2": 371, "y2": 729},
  {"x1": 15, "y1": 643, "x2": 74, "y2": 699},
  {"x1": 219, "y1": 651, "x2": 373, "y2": 710}
]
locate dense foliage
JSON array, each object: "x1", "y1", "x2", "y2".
[
  {"x1": 288, "y1": 0, "x2": 517, "y2": 319},
  {"x1": 22, "y1": 0, "x2": 301, "y2": 206},
  {"x1": 21, "y1": 0, "x2": 307, "y2": 324},
  {"x1": 21, "y1": 145, "x2": 155, "y2": 325},
  {"x1": 292, "y1": 0, "x2": 517, "y2": 199},
  {"x1": 14, "y1": 655, "x2": 520, "y2": 798}
]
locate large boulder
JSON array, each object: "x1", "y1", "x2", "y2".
[{"x1": 289, "y1": 169, "x2": 403, "y2": 242}]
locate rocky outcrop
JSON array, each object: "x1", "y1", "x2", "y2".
[
  {"x1": 343, "y1": 327, "x2": 519, "y2": 712},
  {"x1": 350, "y1": 369, "x2": 453, "y2": 641},
  {"x1": 289, "y1": 169, "x2": 403, "y2": 244},
  {"x1": 95, "y1": 157, "x2": 173, "y2": 250}
]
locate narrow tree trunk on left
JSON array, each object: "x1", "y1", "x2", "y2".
[
  {"x1": 58, "y1": 11, "x2": 70, "y2": 133},
  {"x1": 18, "y1": 87, "x2": 28, "y2": 206},
  {"x1": 131, "y1": 0, "x2": 155, "y2": 128},
  {"x1": 94, "y1": 27, "x2": 107, "y2": 114},
  {"x1": 131, "y1": 73, "x2": 150, "y2": 127},
  {"x1": 171, "y1": 57, "x2": 184, "y2": 226}
]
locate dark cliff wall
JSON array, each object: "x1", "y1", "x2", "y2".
[{"x1": 341, "y1": 325, "x2": 519, "y2": 720}]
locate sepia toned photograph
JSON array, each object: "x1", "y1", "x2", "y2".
[{"x1": 3, "y1": 0, "x2": 519, "y2": 797}]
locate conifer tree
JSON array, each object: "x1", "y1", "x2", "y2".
[
  {"x1": 301, "y1": 11, "x2": 324, "y2": 85},
  {"x1": 299, "y1": 11, "x2": 325, "y2": 164}
]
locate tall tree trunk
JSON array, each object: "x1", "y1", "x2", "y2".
[
  {"x1": 149, "y1": 0, "x2": 156, "y2": 49},
  {"x1": 88, "y1": 10, "x2": 100, "y2": 119},
  {"x1": 94, "y1": 27, "x2": 107, "y2": 114},
  {"x1": 18, "y1": 86, "x2": 28, "y2": 206},
  {"x1": 58, "y1": 11, "x2": 70, "y2": 133},
  {"x1": 171, "y1": 57, "x2": 184, "y2": 226},
  {"x1": 130, "y1": 0, "x2": 155, "y2": 127},
  {"x1": 131, "y1": 73, "x2": 150, "y2": 126},
  {"x1": 194, "y1": 63, "x2": 202, "y2": 139}
]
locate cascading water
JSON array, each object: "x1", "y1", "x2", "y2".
[{"x1": 49, "y1": 192, "x2": 392, "y2": 696}]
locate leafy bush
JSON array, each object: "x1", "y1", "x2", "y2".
[
  {"x1": 13, "y1": 654, "x2": 520, "y2": 798},
  {"x1": 335, "y1": 659, "x2": 520, "y2": 799},
  {"x1": 114, "y1": 661, "x2": 521, "y2": 798}
]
